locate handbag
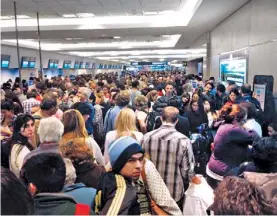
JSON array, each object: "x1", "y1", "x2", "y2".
[{"x1": 141, "y1": 160, "x2": 169, "y2": 216}]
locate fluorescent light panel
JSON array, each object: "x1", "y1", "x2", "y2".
[
  {"x1": 76, "y1": 13, "x2": 95, "y2": 18},
  {"x1": 1, "y1": 16, "x2": 13, "y2": 20},
  {"x1": 62, "y1": 14, "x2": 77, "y2": 18},
  {"x1": 1, "y1": 35, "x2": 182, "y2": 51},
  {"x1": 67, "y1": 49, "x2": 206, "y2": 57},
  {"x1": 10, "y1": 15, "x2": 31, "y2": 19},
  {"x1": 96, "y1": 54, "x2": 206, "y2": 60},
  {"x1": 0, "y1": 0, "x2": 203, "y2": 29}
]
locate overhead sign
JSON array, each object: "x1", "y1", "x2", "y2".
[{"x1": 131, "y1": 62, "x2": 168, "y2": 66}]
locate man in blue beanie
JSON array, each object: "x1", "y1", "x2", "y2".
[{"x1": 94, "y1": 136, "x2": 145, "y2": 215}]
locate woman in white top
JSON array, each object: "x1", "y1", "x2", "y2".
[
  {"x1": 146, "y1": 90, "x2": 158, "y2": 112},
  {"x1": 60, "y1": 109, "x2": 105, "y2": 166},
  {"x1": 203, "y1": 99, "x2": 216, "y2": 128},
  {"x1": 8, "y1": 114, "x2": 35, "y2": 178},
  {"x1": 134, "y1": 95, "x2": 149, "y2": 134},
  {"x1": 104, "y1": 108, "x2": 143, "y2": 164},
  {"x1": 241, "y1": 102, "x2": 262, "y2": 137}
]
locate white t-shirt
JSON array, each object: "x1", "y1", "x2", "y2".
[
  {"x1": 135, "y1": 110, "x2": 148, "y2": 122},
  {"x1": 86, "y1": 137, "x2": 105, "y2": 166},
  {"x1": 104, "y1": 130, "x2": 143, "y2": 164},
  {"x1": 10, "y1": 144, "x2": 30, "y2": 178},
  {"x1": 244, "y1": 119, "x2": 262, "y2": 137}
]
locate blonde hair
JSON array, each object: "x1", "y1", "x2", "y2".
[
  {"x1": 146, "y1": 90, "x2": 158, "y2": 102},
  {"x1": 61, "y1": 109, "x2": 88, "y2": 139},
  {"x1": 115, "y1": 108, "x2": 137, "y2": 138},
  {"x1": 95, "y1": 90, "x2": 105, "y2": 104}
]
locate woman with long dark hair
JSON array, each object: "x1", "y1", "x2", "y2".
[
  {"x1": 187, "y1": 96, "x2": 208, "y2": 133},
  {"x1": 3, "y1": 114, "x2": 35, "y2": 177},
  {"x1": 224, "y1": 88, "x2": 240, "y2": 106}
]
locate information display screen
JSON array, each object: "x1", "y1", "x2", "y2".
[
  {"x1": 1, "y1": 54, "x2": 10, "y2": 68},
  {"x1": 48, "y1": 59, "x2": 59, "y2": 68},
  {"x1": 74, "y1": 61, "x2": 79, "y2": 69},
  {"x1": 63, "y1": 60, "x2": 71, "y2": 69},
  {"x1": 85, "y1": 62, "x2": 91, "y2": 69},
  {"x1": 21, "y1": 57, "x2": 36, "y2": 68},
  {"x1": 219, "y1": 49, "x2": 248, "y2": 86}
]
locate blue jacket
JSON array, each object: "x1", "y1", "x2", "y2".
[
  {"x1": 104, "y1": 106, "x2": 124, "y2": 134},
  {"x1": 63, "y1": 183, "x2": 96, "y2": 209},
  {"x1": 85, "y1": 102, "x2": 95, "y2": 135},
  {"x1": 240, "y1": 95, "x2": 261, "y2": 110}
]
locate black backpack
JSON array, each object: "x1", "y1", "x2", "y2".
[
  {"x1": 1, "y1": 138, "x2": 11, "y2": 169},
  {"x1": 145, "y1": 111, "x2": 162, "y2": 132},
  {"x1": 191, "y1": 124, "x2": 213, "y2": 176}
]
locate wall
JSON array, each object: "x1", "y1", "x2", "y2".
[
  {"x1": 208, "y1": 0, "x2": 277, "y2": 94},
  {"x1": 1, "y1": 45, "x2": 123, "y2": 82}
]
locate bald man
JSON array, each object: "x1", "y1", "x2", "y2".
[{"x1": 141, "y1": 106, "x2": 195, "y2": 208}]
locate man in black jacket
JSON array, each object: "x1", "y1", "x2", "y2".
[
  {"x1": 95, "y1": 136, "x2": 146, "y2": 215},
  {"x1": 22, "y1": 152, "x2": 92, "y2": 215},
  {"x1": 214, "y1": 84, "x2": 226, "y2": 111}
]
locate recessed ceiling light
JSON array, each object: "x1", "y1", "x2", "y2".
[
  {"x1": 113, "y1": 36, "x2": 121, "y2": 39},
  {"x1": 159, "y1": 58, "x2": 165, "y2": 61},
  {"x1": 1, "y1": 16, "x2": 13, "y2": 20},
  {"x1": 11, "y1": 15, "x2": 31, "y2": 19},
  {"x1": 62, "y1": 14, "x2": 77, "y2": 18},
  {"x1": 143, "y1": 10, "x2": 175, "y2": 16},
  {"x1": 142, "y1": 59, "x2": 148, "y2": 61},
  {"x1": 143, "y1": 11, "x2": 159, "y2": 16},
  {"x1": 65, "y1": 38, "x2": 73, "y2": 40},
  {"x1": 76, "y1": 13, "x2": 95, "y2": 18}
]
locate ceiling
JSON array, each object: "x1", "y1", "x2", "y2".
[{"x1": 1, "y1": 0, "x2": 249, "y2": 64}]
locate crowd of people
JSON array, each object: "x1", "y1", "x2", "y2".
[{"x1": 1, "y1": 71, "x2": 277, "y2": 215}]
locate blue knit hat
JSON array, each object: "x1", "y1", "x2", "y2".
[{"x1": 108, "y1": 136, "x2": 144, "y2": 173}]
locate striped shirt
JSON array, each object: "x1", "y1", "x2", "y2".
[
  {"x1": 22, "y1": 98, "x2": 40, "y2": 114},
  {"x1": 141, "y1": 124, "x2": 195, "y2": 202}
]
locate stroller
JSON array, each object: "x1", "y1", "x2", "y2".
[{"x1": 190, "y1": 123, "x2": 215, "y2": 176}]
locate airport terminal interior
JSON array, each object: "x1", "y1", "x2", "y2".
[{"x1": 1, "y1": 0, "x2": 277, "y2": 215}]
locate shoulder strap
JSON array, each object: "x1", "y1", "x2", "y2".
[
  {"x1": 33, "y1": 115, "x2": 42, "y2": 120},
  {"x1": 141, "y1": 160, "x2": 153, "y2": 201},
  {"x1": 75, "y1": 203, "x2": 90, "y2": 215}
]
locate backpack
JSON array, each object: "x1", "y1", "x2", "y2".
[
  {"x1": 1, "y1": 138, "x2": 11, "y2": 169},
  {"x1": 191, "y1": 132, "x2": 212, "y2": 176},
  {"x1": 145, "y1": 111, "x2": 162, "y2": 132}
]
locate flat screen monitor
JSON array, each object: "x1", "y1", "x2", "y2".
[
  {"x1": 1, "y1": 60, "x2": 10, "y2": 68},
  {"x1": 48, "y1": 59, "x2": 59, "y2": 68},
  {"x1": 74, "y1": 61, "x2": 79, "y2": 69},
  {"x1": 22, "y1": 61, "x2": 29, "y2": 68},
  {"x1": 219, "y1": 49, "x2": 248, "y2": 86},
  {"x1": 63, "y1": 60, "x2": 71, "y2": 69},
  {"x1": 29, "y1": 61, "x2": 36, "y2": 68},
  {"x1": 85, "y1": 62, "x2": 90, "y2": 69},
  {"x1": 1, "y1": 54, "x2": 11, "y2": 68},
  {"x1": 79, "y1": 61, "x2": 84, "y2": 69}
]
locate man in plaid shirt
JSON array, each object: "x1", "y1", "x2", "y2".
[
  {"x1": 141, "y1": 106, "x2": 195, "y2": 207},
  {"x1": 22, "y1": 91, "x2": 40, "y2": 114}
]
